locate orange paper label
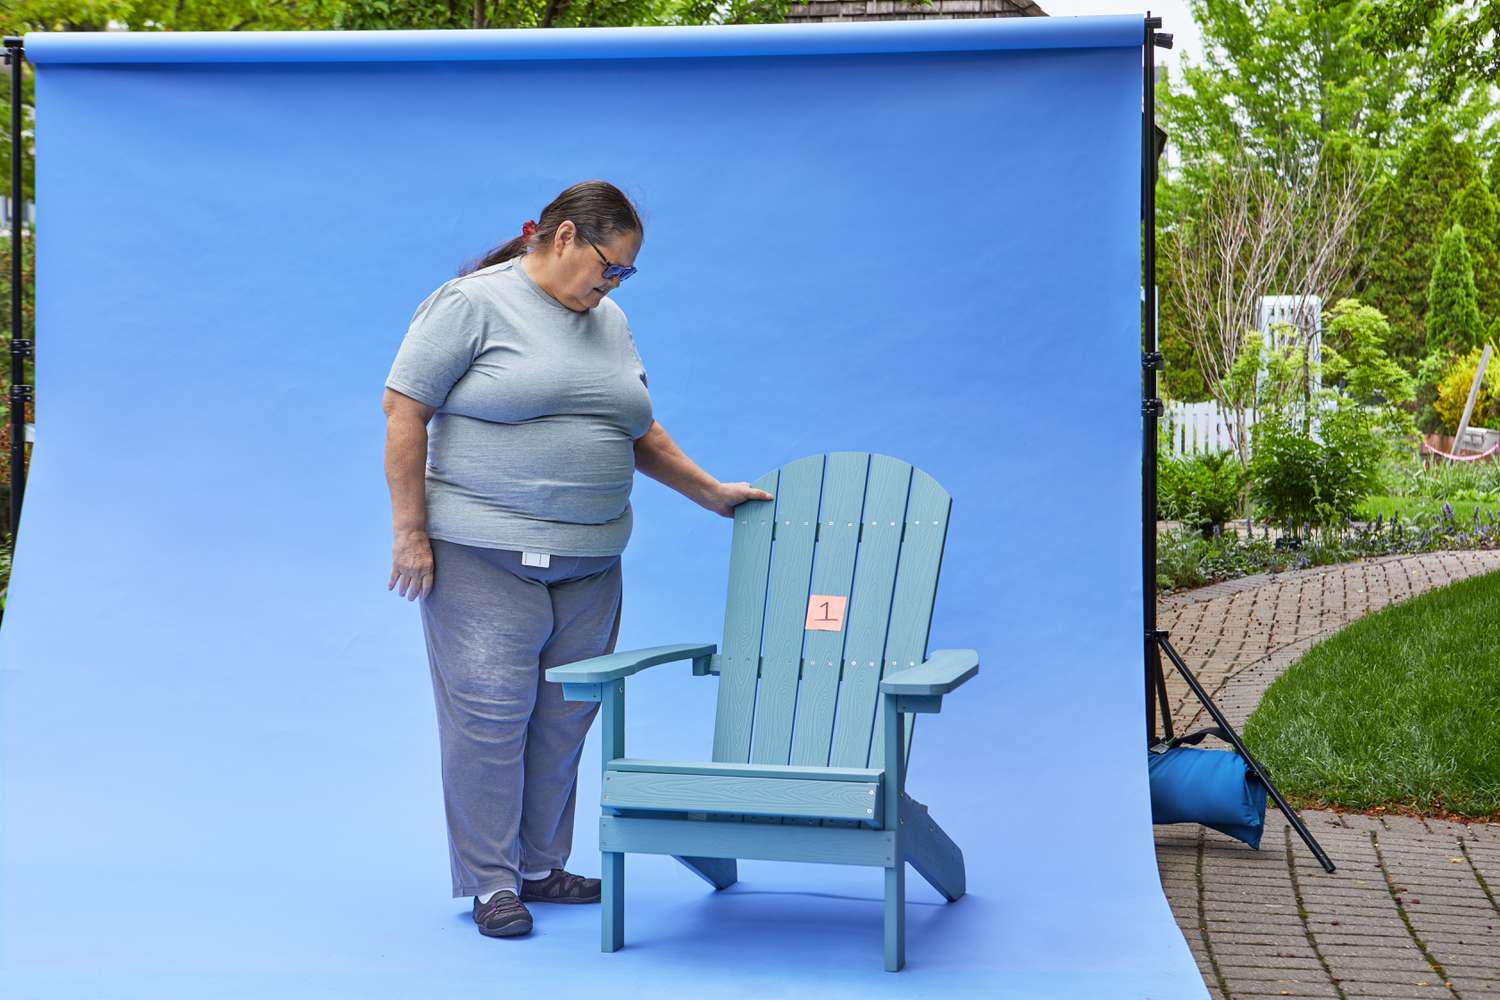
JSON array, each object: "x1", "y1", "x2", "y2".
[{"x1": 805, "y1": 595, "x2": 848, "y2": 631}]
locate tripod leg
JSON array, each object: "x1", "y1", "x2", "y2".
[
  {"x1": 1152, "y1": 641, "x2": 1174, "y2": 741},
  {"x1": 1146, "y1": 637, "x2": 1157, "y2": 745},
  {"x1": 1155, "y1": 633, "x2": 1336, "y2": 873}
]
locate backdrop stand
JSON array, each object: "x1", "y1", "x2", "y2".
[{"x1": 1138, "y1": 14, "x2": 1334, "y2": 874}]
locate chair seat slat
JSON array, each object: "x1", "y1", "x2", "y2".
[{"x1": 603, "y1": 767, "x2": 880, "y2": 823}]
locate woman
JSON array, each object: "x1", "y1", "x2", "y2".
[{"x1": 381, "y1": 180, "x2": 773, "y2": 939}]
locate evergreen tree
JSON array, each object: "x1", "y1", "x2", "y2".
[
  {"x1": 1426, "y1": 223, "x2": 1484, "y2": 355},
  {"x1": 1155, "y1": 222, "x2": 1210, "y2": 401},
  {"x1": 1440, "y1": 178, "x2": 1500, "y2": 321},
  {"x1": 1359, "y1": 122, "x2": 1482, "y2": 362}
]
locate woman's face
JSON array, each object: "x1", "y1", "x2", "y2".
[{"x1": 544, "y1": 221, "x2": 641, "y2": 312}]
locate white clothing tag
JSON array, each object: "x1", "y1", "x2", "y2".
[{"x1": 521, "y1": 551, "x2": 551, "y2": 568}]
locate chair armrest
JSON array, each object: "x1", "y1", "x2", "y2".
[
  {"x1": 545, "y1": 642, "x2": 716, "y2": 686},
  {"x1": 879, "y1": 648, "x2": 979, "y2": 697}
]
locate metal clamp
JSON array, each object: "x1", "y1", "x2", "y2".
[
  {"x1": 10, "y1": 339, "x2": 32, "y2": 358},
  {"x1": 10, "y1": 384, "x2": 33, "y2": 402},
  {"x1": 1141, "y1": 398, "x2": 1163, "y2": 418},
  {"x1": 1142, "y1": 351, "x2": 1164, "y2": 371}
]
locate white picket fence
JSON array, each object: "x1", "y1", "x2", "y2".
[
  {"x1": 1162, "y1": 398, "x2": 1343, "y2": 458},
  {"x1": 1162, "y1": 400, "x2": 1251, "y2": 457},
  {"x1": 1, "y1": 194, "x2": 34, "y2": 237}
]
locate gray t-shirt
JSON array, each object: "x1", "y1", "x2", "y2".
[{"x1": 385, "y1": 255, "x2": 653, "y2": 557}]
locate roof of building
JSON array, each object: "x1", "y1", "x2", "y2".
[{"x1": 784, "y1": 0, "x2": 1047, "y2": 22}]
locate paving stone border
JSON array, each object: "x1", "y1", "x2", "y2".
[{"x1": 1154, "y1": 551, "x2": 1500, "y2": 998}]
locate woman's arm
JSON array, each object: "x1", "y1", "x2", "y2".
[
  {"x1": 633, "y1": 419, "x2": 774, "y2": 518},
  {"x1": 383, "y1": 387, "x2": 438, "y2": 599}
]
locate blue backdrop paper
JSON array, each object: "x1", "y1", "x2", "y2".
[{"x1": 1, "y1": 17, "x2": 1206, "y2": 999}]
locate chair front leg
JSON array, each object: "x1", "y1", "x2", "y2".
[
  {"x1": 882, "y1": 692, "x2": 906, "y2": 972},
  {"x1": 600, "y1": 678, "x2": 625, "y2": 952}
]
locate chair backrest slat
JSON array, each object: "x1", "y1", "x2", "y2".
[
  {"x1": 824, "y1": 455, "x2": 915, "y2": 768},
  {"x1": 788, "y1": 452, "x2": 871, "y2": 767},
  {"x1": 711, "y1": 467, "x2": 779, "y2": 764},
  {"x1": 748, "y1": 455, "x2": 825, "y2": 764},
  {"x1": 864, "y1": 467, "x2": 951, "y2": 769},
  {"x1": 712, "y1": 452, "x2": 951, "y2": 774}
]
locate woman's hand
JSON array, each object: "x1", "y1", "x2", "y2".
[
  {"x1": 697, "y1": 481, "x2": 776, "y2": 519},
  {"x1": 390, "y1": 529, "x2": 436, "y2": 601}
]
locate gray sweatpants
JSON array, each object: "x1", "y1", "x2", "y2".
[{"x1": 419, "y1": 538, "x2": 622, "y2": 900}]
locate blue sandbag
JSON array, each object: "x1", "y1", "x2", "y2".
[{"x1": 1148, "y1": 745, "x2": 1268, "y2": 849}]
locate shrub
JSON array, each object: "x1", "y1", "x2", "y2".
[
  {"x1": 1249, "y1": 423, "x2": 1329, "y2": 532},
  {"x1": 1158, "y1": 450, "x2": 1246, "y2": 537},
  {"x1": 1321, "y1": 298, "x2": 1414, "y2": 409},
  {"x1": 1433, "y1": 343, "x2": 1500, "y2": 431},
  {"x1": 1156, "y1": 505, "x2": 1500, "y2": 593},
  {"x1": 1249, "y1": 405, "x2": 1382, "y2": 534}
]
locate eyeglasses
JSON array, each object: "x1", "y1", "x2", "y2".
[{"x1": 583, "y1": 237, "x2": 637, "y2": 282}]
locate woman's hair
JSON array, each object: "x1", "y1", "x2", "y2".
[{"x1": 458, "y1": 179, "x2": 643, "y2": 276}]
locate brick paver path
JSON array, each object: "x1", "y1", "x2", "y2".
[{"x1": 1154, "y1": 551, "x2": 1500, "y2": 999}]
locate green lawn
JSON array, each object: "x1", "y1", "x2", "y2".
[
  {"x1": 1356, "y1": 494, "x2": 1498, "y2": 523},
  {"x1": 1243, "y1": 568, "x2": 1500, "y2": 817}
]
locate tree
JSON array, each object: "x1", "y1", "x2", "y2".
[
  {"x1": 1320, "y1": 298, "x2": 1414, "y2": 409},
  {"x1": 0, "y1": 27, "x2": 34, "y2": 208},
  {"x1": 1167, "y1": 145, "x2": 1378, "y2": 465},
  {"x1": 5, "y1": 0, "x2": 807, "y2": 32},
  {"x1": 1357, "y1": 121, "x2": 1485, "y2": 362},
  {"x1": 1360, "y1": 1, "x2": 1500, "y2": 101},
  {"x1": 1, "y1": 0, "x2": 817, "y2": 199},
  {"x1": 1426, "y1": 222, "x2": 1484, "y2": 356},
  {"x1": 1157, "y1": 0, "x2": 1494, "y2": 192},
  {"x1": 1440, "y1": 177, "x2": 1500, "y2": 322},
  {"x1": 9, "y1": 0, "x2": 343, "y2": 32},
  {"x1": 1151, "y1": 1, "x2": 1497, "y2": 405},
  {"x1": 1155, "y1": 220, "x2": 1210, "y2": 402},
  {"x1": 0, "y1": 236, "x2": 35, "y2": 493}
]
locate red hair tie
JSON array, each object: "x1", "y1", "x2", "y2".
[{"x1": 521, "y1": 219, "x2": 538, "y2": 239}]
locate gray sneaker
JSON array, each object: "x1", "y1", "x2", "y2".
[
  {"x1": 519, "y1": 868, "x2": 601, "y2": 904},
  {"x1": 473, "y1": 890, "x2": 533, "y2": 937}
]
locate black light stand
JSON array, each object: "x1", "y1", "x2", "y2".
[
  {"x1": 1138, "y1": 15, "x2": 1334, "y2": 874},
  {"x1": 5, "y1": 36, "x2": 28, "y2": 540}
]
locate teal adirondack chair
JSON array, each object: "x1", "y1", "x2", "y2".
[{"x1": 544, "y1": 451, "x2": 978, "y2": 972}]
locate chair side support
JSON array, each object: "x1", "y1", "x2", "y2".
[
  {"x1": 549, "y1": 644, "x2": 713, "y2": 953},
  {"x1": 877, "y1": 649, "x2": 977, "y2": 970}
]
